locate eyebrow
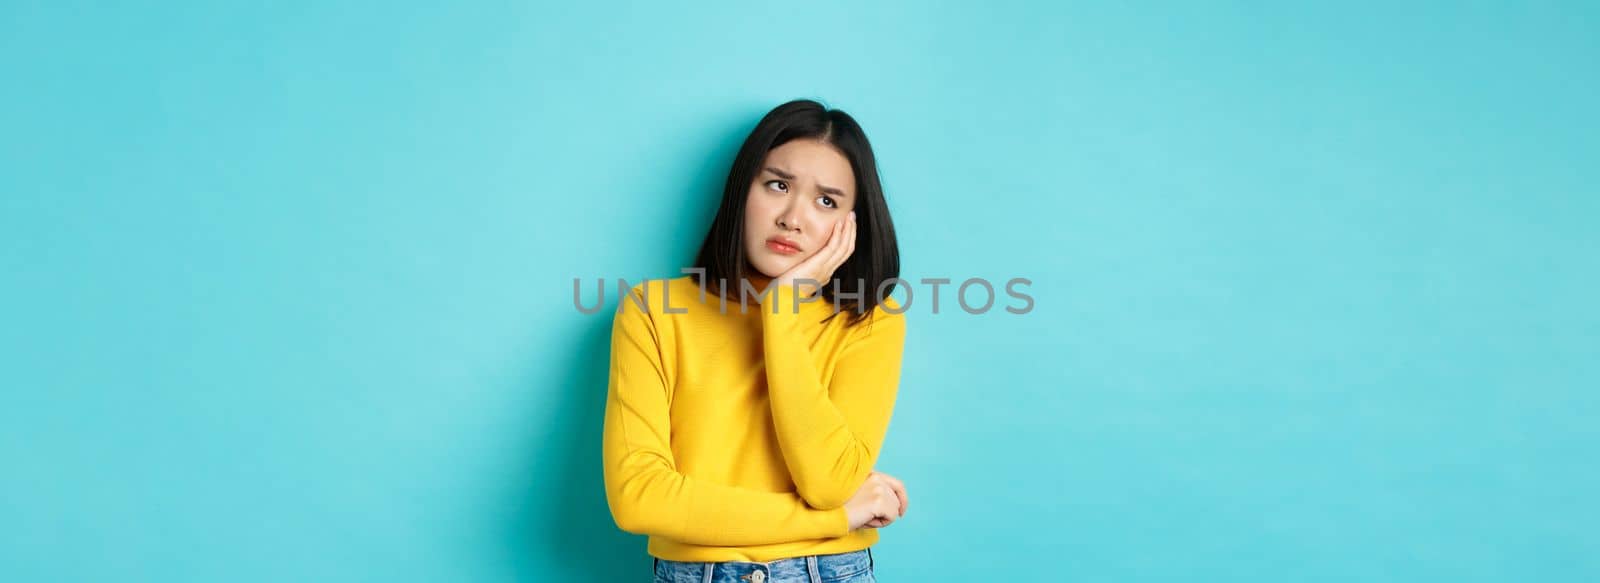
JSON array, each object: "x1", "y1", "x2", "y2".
[{"x1": 763, "y1": 166, "x2": 849, "y2": 198}]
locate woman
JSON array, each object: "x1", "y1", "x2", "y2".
[{"x1": 602, "y1": 99, "x2": 910, "y2": 583}]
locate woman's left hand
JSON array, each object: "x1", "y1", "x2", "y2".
[
  {"x1": 773, "y1": 211, "x2": 856, "y2": 299},
  {"x1": 861, "y1": 470, "x2": 908, "y2": 528}
]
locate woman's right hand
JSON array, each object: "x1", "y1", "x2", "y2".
[{"x1": 845, "y1": 470, "x2": 909, "y2": 530}]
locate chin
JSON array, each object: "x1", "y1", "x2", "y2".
[{"x1": 745, "y1": 253, "x2": 788, "y2": 278}]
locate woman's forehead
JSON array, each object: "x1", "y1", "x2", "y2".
[{"x1": 763, "y1": 140, "x2": 855, "y2": 195}]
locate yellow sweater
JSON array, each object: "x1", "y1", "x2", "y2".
[{"x1": 601, "y1": 274, "x2": 907, "y2": 562}]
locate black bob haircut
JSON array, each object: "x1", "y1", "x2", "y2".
[{"x1": 691, "y1": 98, "x2": 900, "y2": 327}]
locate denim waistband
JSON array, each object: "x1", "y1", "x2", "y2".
[{"x1": 652, "y1": 547, "x2": 873, "y2": 583}]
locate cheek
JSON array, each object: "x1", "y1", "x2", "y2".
[
  {"x1": 741, "y1": 213, "x2": 765, "y2": 252},
  {"x1": 745, "y1": 193, "x2": 771, "y2": 225},
  {"x1": 745, "y1": 189, "x2": 776, "y2": 215},
  {"x1": 742, "y1": 192, "x2": 779, "y2": 234}
]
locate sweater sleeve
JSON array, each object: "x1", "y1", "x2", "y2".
[
  {"x1": 601, "y1": 285, "x2": 851, "y2": 546},
  {"x1": 760, "y1": 284, "x2": 907, "y2": 510}
]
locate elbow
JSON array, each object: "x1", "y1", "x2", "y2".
[
  {"x1": 607, "y1": 495, "x2": 663, "y2": 536},
  {"x1": 795, "y1": 480, "x2": 853, "y2": 511},
  {"x1": 604, "y1": 453, "x2": 690, "y2": 538},
  {"x1": 794, "y1": 445, "x2": 878, "y2": 510},
  {"x1": 609, "y1": 505, "x2": 650, "y2": 536},
  {"x1": 605, "y1": 479, "x2": 662, "y2": 537}
]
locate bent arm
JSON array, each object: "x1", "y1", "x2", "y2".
[{"x1": 760, "y1": 285, "x2": 907, "y2": 509}]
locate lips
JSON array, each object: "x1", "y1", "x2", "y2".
[{"x1": 765, "y1": 236, "x2": 802, "y2": 255}]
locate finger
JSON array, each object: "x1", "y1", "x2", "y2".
[
  {"x1": 842, "y1": 213, "x2": 857, "y2": 262},
  {"x1": 789, "y1": 220, "x2": 841, "y2": 291},
  {"x1": 833, "y1": 219, "x2": 853, "y2": 273},
  {"x1": 847, "y1": 212, "x2": 857, "y2": 261},
  {"x1": 816, "y1": 219, "x2": 845, "y2": 284},
  {"x1": 875, "y1": 471, "x2": 903, "y2": 492},
  {"x1": 888, "y1": 478, "x2": 908, "y2": 517},
  {"x1": 871, "y1": 483, "x2": 901, "y2": 521},
  {"x1": 809, "y1": 219, "x2": 842, "y2": 265},
  {"x1": 816, "y1": 219, "x2": 848, "y2": 287},
  {"x1": 841, "y1": 213, "x2": 857, "y2": 274},
  {"x1": 875, "y1": 472, "x2": 908, "y2": 515},
  {"x1": 840, "y1": 212, "x2": 857, "y2": 265},
  {"x1": 827, "y1": 216, "x2": 853, "y2": 275}
]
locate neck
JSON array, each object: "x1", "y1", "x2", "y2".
[{"x1": 738, "y1": 271, "x2": 775, "y2": 292}]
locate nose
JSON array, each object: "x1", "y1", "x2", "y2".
[{"x1": 778, "y1": 198, "x2": 805, "y2": 232}]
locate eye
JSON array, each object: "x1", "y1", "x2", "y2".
[
  {"x1": 817, "y1": 196, "x2": 837, "y2": 209},
  {"x1": 765, "y1": 179, "x2": 788, "y2": 192}
]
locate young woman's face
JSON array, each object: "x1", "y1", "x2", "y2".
[{"x1": 743, "y1": 139, "x2": 858, "y2": 278}]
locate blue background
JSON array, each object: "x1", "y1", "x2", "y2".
[{"x1": 3, "y1": 1, "x2": 1596, "y2": 581}]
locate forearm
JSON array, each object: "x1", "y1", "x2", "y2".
[{"x1": 603, "y1": 447, "x2": 849, "y2": 545}]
